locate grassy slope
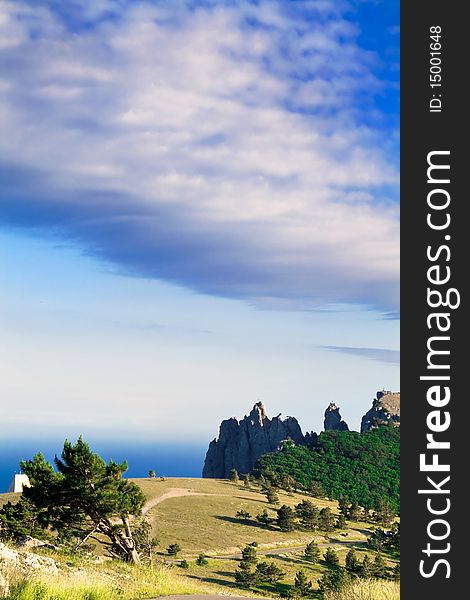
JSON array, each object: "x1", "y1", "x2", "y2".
[
  {"x1": 131, "y1": 478, "x2": 398, "y2": 596},
  {"x1": 0, "y1": 478, "x2": 398, "y2": 598},
  {"x1": 134, "y1": 477, "x2": 369, "y2": 555}
]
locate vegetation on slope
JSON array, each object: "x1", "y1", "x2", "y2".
[{"x1": 254, "y1": 427, "x2": 400, "y2": 513}]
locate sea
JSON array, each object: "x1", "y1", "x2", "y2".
[{"x1": 0, "y1": 439, "x2": 207, "y2": 492}]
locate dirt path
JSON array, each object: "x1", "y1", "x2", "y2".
[
  {"x1": 142, "y1": 488, "x2": 214, "y2": 515},
  {"x1": 208, "y1": 539, "x2": 364, "y2": 560}
]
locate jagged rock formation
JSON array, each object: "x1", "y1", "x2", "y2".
[
  {"x1": 202, "y1": 401, "x2": 304, "y2": 478},
  {"x1": 361, "y1": 390, "x2": 401, "y2": 432},
  {"x1": 323, "y1": 403, "x2": 349, "y2": 431}
]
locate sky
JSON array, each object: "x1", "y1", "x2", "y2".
[{"x1": 0, "y1": 0, "x2": 399, "y2": 459}]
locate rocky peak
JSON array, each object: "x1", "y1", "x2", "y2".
[
  {"x1": 202, "y1": 402, "x2": 304, "y2": 478},
  {"x1": 324, "y1": 402, "x2": 349, "y2": 431},
  {"x1": 361, "y1": 390, "x2": 400, "y2": 432},
  {"x1": 249, "y1": 401, "x2": 268, "y2": 424}
]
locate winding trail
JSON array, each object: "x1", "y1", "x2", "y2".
[{"x1": 142, "y1": 488, "x2": 215, "y2": 515}]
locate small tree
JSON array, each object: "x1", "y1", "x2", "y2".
[
  {"x1": 256, "y1": 561, "x2": 286, "y2": 583},
  {"x1": 241, "y1": 543, "x2": 258, "y2": 565},
  {"x1": 148, "y1": 470, "x2": 156, "y2": 478},
  {"x1": 196, "y1": 553, "x2": 208, "y2": 566},
  {"x1": 345, "y1": 549, "x2": 360, "y2": 574},
  {"x1": 323, "y1": 547, "x2": 339, "y2": 567},
  {"x1": 266, "y1": 487, "x2": 280, "y2": 505},
  {"x1": 236, "y1": 509, "x2": 251, "y2": 522},
  {"x1": 361, "y1": 554, "x2": 373, "y2": 578},
  {"x1": 319, "y1": 507, "x2": 335, "y2": 532},
  {"x1": 338, "y1": 497, "x2": 350, "y2": 518},
  {"x1": 349, "y1": 502, "x2": 361, "y2": 522},
  {"x1": 391, "y1": 563, "x2": 400, "y2": 581},
  {"x1": 335, "y1": 514, "x2": 346, "y2": 529},
  {"x1": 281, "y1": 474, "x2": 297, "y2": 493},
  {"x1": 372, "y1": 553, "x2": 388, "y2": 579},
  {"x1": 296, "y1": 500, "x2": 320, "y2": 531},
  {"x1": 294, "y1": 570, "x2": 313, "y2": 597},
  {"x1": 235, "y1": 560, "x2": 258, "y2": 587},
  {"x1": 243, "y1": 474, "x2": 250, "y2": 487},
  {"x1": 229, "y1": 468, "x2": 239, "y2": 483},
  {"x1": 309, "y1": 480, "x2": 325, "y2": 498},
  {"x1": 132, "y1": 518, "x2": 159, "y2": 562},
  {"x1": 277, "y1": 504, "x2": 296, "y2": 531},
  {"x1": 317, "y1": 569, "x2": 350, "y2": 596},
  {"x1": 374, "y1": 499, "x2": 395, "y2": 526},
  {"x1": 167, "y1": 543, "x2": 181, "y2": 557},
  {"x1": 179, "y1": 559, "x2": 189, "y2": 569},
  {"x1": 304, "y1": 540, "x2": 320, "y2": 563},
  {"x1": 256, "y1": 509, "x2": 274, "y2": 527}
]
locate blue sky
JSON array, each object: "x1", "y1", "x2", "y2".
[{"x1": 0, "y1": 0, "x2": 399, "y2": 445}]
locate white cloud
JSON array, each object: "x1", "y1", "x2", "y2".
[{"x1": 0, "y1": 0, "x2": 399, "y2": 313}]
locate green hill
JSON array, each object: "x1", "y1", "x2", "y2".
[{"x1": 254, "y1": 426, "x2": 400, "y2": 513}]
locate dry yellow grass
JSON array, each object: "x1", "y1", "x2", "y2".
[
  {"x1": 132, "y1": 478, "x2": 369, "y2": 554},
  {"x1": 2, "y1": 558, "x2": 209, "y2": 599},
  {"x1": 324, "y1": 578, "x2": 400, "y2": 600}
]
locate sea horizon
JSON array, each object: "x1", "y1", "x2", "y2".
[{"x1": 0, "y1": 439, "x2": 207, "y2": 493}]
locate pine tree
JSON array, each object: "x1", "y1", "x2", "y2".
[
  {"x1": 167, "y1": 543, "x2": 181, "y2": 556},
  {"x1": 335, "y1": 514, "x2": 346, "y2": 529},
  {"x1": 266, "y1": 488, "x2": 280, "y2": 505},
  {"x1": 235, "y1": 560, "x2": 258, "y2": 587},
  {"x1": 318, "y1": 507, "x2": 335, "y2": 532},
  {"x1": 345, "y1": 549, "x2": 360, "y2": 573},
  {"x1": 372, "y1": 553, "x2": 388, "y2": 578},
  {"x1": 309, "y1": 480, "x2": 325, "y2": 498},
  {"x1": 241, "y1": 543, "x2": 258, "y2": 565},
  {"x1": 323, "y1": 547, "x2": 340, "y2": 567},
  {"x1": 256, "y1": 561, "x2": 286, "y2": 583},
  {"x1": 317, "y1": 569, "x2": 350, "y2": 596},
  {"x1": 294, "y1": 570, "x2": 313, "y2": 596},
  {"x1": 229, "y1": 468, "x2": 239, "y2": 483},
  {"x1": 303, "y1": 540, "x2": 320, "y2": 563},
  {"x1": 349, "y1": 502, "x2": 361, "y2": 522},
  {"x1": 338, "y1": 497, "x2": 350, "y2": 518},
  {"x1": 256, "y1": 509, "x2": 274, "y2": 527},
  {"x1": 295, "y1": 500, "x2": 320, "y2": 530},
  {"x1": 148, "y1": 470, "x2": 156, "y2": 478},
  {"x1": 374, "y1": 499, "x2": 395, "y2": 526},
  {"x1": 196, "y1": 553, "x2": 208, "y2": 566},
  {"x1": 236, "y1": 509, "x2": 251, "y2": 522},
  {"x1": 361, "y1": 554, "x2": 373, "y2": 578},
  {"x1": 277, "y1": 504, "x2": 296, "y2": 531},
  {"x1": 132, "y1": 518, "x2": 159, "y2": 562},
  {"x1": 391, "y1": 563, "x2": 400, "y2": 581},
  {"x1": 243, "y1": 474, "x2": 250, "y2": 487},
  {"x1": 281, "y1": 474, "x2": 297, "y2": 493},
  {"x1": 19, "y1": 438, "x2": 146, "y2": 563}
]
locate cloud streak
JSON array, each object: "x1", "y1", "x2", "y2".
[
  {"x1": 322, "y1": 345, "x2": 400, "y2": 365},
  {"x1": 0, "y1": 0, "x2": 399, "y2": 313}
]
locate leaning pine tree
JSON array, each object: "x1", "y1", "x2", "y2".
[{"x1": 20, "y1": 437, "x2": 146, "y2": 563}]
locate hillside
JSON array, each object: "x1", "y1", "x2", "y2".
[
  {"x1": 1, "y1": 476, "x2": 399, "y2": 598},
  {"x1": 255, "y1": 427, "x2": 400, "y2": 513},
  {"x1": 134, "y1": 477, "x2": 368, "y2": 554}
]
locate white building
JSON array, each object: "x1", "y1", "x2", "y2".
[{"x1": 7, "y1": 473, "x2": 31, "y2": 493}]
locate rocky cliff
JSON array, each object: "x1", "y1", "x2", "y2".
[
  {"x1": 324, "y1": 402, "x2": 349, "y2": 431},
  {"x1": 360, "y1": 390, "x2": 400, "y2": 432},
  {"x1": 202, "y1": 401, "x2": 304, "y2": 478}
]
